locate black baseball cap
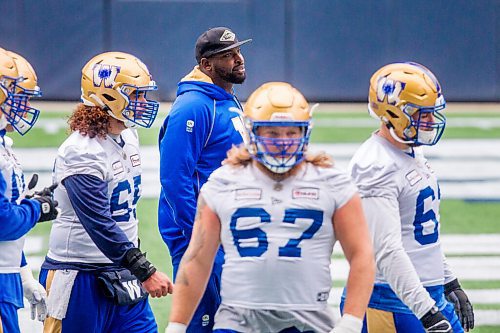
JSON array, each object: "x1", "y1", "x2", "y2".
[{"x1": 195, "y1": 27, "x2": 252, "y2": 63}]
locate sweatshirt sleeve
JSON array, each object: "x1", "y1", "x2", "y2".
[
  {"x1": 0, "y1": 171, "x2": 41, "y2": 241},
  {"x1": 63, "y1": 174, "x2": 134, "y2": 265},
  {"x1": 158, "y1": 97, "x2": 212, "y2": 239}
]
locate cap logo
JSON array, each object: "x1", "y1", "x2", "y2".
[{"x1": 220, "y1": 30, "x2": 236, "y2": 42}]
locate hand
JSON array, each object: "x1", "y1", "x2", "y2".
[
  {"x1": 23, "y1": 174, "x2": 39, "y2": 199},
  {"x1": 420, "y1": 307, "x2": 453, "y2": 333},
  {"x1": 142, "y1": 271, "x2": 173, "y2": 298},
  {"x1": 27, "y1": 182, "x2": 58, "y2": 199},
  {"x1": 330, "y1": 314, "x2": 363, "y2": 333},
  {"x1": 33, "y1": 195, "x2": 59, "y2": 222},
  {"x1": 445, "y1": 279, "x2": 474, "y2": 331},
  {"x1": 20, "y1": 265, "x2": 47, "y2": 322}
]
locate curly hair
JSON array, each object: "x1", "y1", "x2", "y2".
[{"x1": 68, "y1": 103, "x2": 110, "y2": 139}]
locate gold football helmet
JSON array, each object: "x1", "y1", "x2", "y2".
[
  {"x1": 244, "y1": 82, "x2": 313, "y2": 173},
  {"x1": 0, "y1": 50, "x2": 41, "y2": 135},
  {"x1": 368, "y1": 62, "x2": 446, "y2": 146},
  {"x1": 81, "y1": 51, "x2": 159, "y2": 128},
  {"x1": 5, "y1": 51, "x2": 42, "y2": 135}
]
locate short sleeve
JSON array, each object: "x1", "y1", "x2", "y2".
[
  {"x1": 57, "y1": 144, "x2": 109, "y2": 182},
  {"x1": 200, "y1": 165, "x2": 235, "y2": 215},
  {"x1": 325, "y1": 169, "x2": 358, "y2": 210}
]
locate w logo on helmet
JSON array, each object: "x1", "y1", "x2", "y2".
[
  {"x1": 376, "y1": 77, "x2": 405, "y2": 105},
  {"x1": 92, "y1": 64, "x2": 120, "y2": 88}
]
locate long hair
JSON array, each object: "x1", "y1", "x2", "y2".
[
  {"x1": 68, "y1": 103, "x2": 110, "y2": 139},
  {"x1": 223, "y1": 144, "x2": 334, "y2": 168}
]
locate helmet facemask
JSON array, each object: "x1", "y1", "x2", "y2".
[
  {"x1": 402, "y1": 96, "x2": 446, "y2": 146},
  {"x1": 0, "y1": 75, "x2": 40, "y2": 135},
  {"x1": 247, "y1": 119, "x2": 311, "y2": 174},
  {"x1": 119, "y1": 83, "x2": 159, "y2": 129}
]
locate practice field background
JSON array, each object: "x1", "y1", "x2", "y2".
[{"x1": 18, "y1": 102, "x2": 500, "y2": 332}]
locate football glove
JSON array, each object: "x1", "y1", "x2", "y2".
[
  {"x1": 34, "y1": 195, "x2": 59, "y2": 222},
  {"x1": 420, "y1": 307, "x2": 453, "y2": 333},
  {"x1": 20, "y1": 265, "x2": 47, "y2": 322},
  {"x1": 330, "y1": 314, "x2": 363, "y2": 333},
  {"x1": 27, "y1": 182, "x2": 58, "y2": 199},
  {"x1": 445, "y1": 279, "x2": 474, "y2": 331}
]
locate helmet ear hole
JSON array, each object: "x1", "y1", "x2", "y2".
[
  {"x1": 102, "y1": 93, "x2": 116, "y2": 102},
  {"x1": 387, "y1": 110, "x2": 399, "y2": 118}
]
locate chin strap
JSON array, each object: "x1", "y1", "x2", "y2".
[
  {"x1": 0, "y1": 114, "x2": 8, "y2": 131},
  {"x1": 389, "y1": 126, "x2": 413, "y2": 145}
]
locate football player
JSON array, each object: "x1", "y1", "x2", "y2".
[
  {"x1": 344, "y1": 62, "x2": 474, "y2": 332},
  {"x1": 40, "y1": 52, "x2": 173, "y2": 333},
  {"x1": 0, "y1": 49, "x2": 58, "y2": 333},
  {"x1": 166, "y1": 82, "x2": 375, "y2": 333}
]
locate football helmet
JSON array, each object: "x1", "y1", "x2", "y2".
[
  {"x1": 5, "y1": 51, "x2": 42, "y2": 135},
  {"x1": 0, "y1": 50, "x2": 39, "y2": 134},
  {"x1": 368, "y1": 62, "x2": 446, "y2": 146},
  {"x1": 81, "y1": 52, "x2": 159, "y2": 128},
  {"x1": 244, "y1": 82, "x2": 312, "y2": 174}
]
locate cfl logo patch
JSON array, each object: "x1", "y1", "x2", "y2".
[
  {"x1": 92, "y1": 64, "x2": 121, "y2": 88},
  {"x1": 186, "y1": 120, "x2": 194, "y2": 133},
  {"x1": 201, "y1": 314, "x2": 210, "y2": 326},
  {"x1": 376, "y1": 77, "x2": 405, "y2": 105}
]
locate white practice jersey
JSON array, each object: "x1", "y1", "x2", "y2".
[
  {"x1": 349, "y1": 134, "x2": 445, "y2": 286},
  {"x1": 201, "y1": 162, "x2": 357, "y2": 311},
  {"x1": 0, "y1": 135, "x2": 26, "y2": 273},
  {"x1": 47, "y1": 130, "x2": 141, "y2": 264}
]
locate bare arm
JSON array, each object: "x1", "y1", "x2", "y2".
[
  {"x1": 168, "y1": 194, "x2": 221, "y2": 324},
  {"x1": 333, "y1": 194, "x2": 375, "y2": 319}
]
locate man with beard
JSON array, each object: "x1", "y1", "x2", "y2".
[{"x1": 158, "y1": 27, "x2": 251, "y2": 332}]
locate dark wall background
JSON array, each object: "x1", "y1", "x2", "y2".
[{"x1": 1, "y1": 0, "x2": 498, "y2": 101}]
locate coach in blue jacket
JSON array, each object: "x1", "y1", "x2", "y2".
[{"x1": 158, "y1": 27, "x2": 251, "y2": 332}]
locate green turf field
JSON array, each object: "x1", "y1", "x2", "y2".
[{"x1": 8, "y1": 107, "x2": 500, "y2": 147}]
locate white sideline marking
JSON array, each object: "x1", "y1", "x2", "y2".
[{"x1": 330, "y1": 256, "x2": 500, "y2": 281}]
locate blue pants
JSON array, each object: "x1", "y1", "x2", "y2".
[
  {"x1": 0, "y1": 302, "x2": 20, "y2": 333},
  {"x1": 173, "y1": 260, "x2": 222, "y2": 332},
  {"x1": 340, "y1": 284, "x2": 463, "y2": 333},
  {"x1": 40, "y1": 269, "x2": 157, "y2": 333}
]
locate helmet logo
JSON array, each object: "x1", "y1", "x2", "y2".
[
  {"x1": 376, "y1": 77, "x2": 405, "y2": 105},
  {"x1": 92, "y1": 64, "x2": 121, "y2": 88}
]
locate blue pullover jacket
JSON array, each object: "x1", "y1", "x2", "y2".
[{"x1": 158, "y1": 67, "x2": 244, "y2": 264}]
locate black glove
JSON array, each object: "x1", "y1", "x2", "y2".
[
  {"x1": 27, "y1": 183, "x2": 58, "y2": 199},
  {"x1": 34, "y1": 195, "x2": 59, "y2": 222},
  {"x1": 445, "y1": 279, "x2": 474, "y2": 331},
  {"x1": 420, "y1": 307, "x2": 453, "y2": 333}
]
